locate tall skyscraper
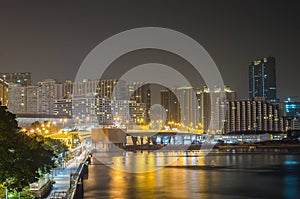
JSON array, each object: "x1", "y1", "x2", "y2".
[
  {"x1": 249, "y1": 57, "x2": 277, "y2": 101},
  {"x1": 160, "y1": 86, "x2": 235, "y2": 132},
  {"x1": 197, "y1": 86, "x2": 236, "y2": 133},
  {"x1": 160, "y1": 89, "x2": 181, "y2": 124},
  {"x1": 0, "y1": 72, "x2": 31, "y2": 86},
  {"x1": 160, "y1": 87, "x2": 199, "y2": 129},
  {"x1": 128, "y1": 82, "x2": 151, "y2": 123},
  {"x1": 176, "y1": 87, "x2": 199, "y2": 128}
]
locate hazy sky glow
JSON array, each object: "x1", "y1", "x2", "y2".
[{"x1": 0, "y1": 0, "x2": 299, "y2": 99}]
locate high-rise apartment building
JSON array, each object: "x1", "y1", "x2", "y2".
[
  {"x1": 68, "y1": 79, "x2": 151, "y2": 127},
  {"x1": 7, "y1": 77, "x2": 151, "y2": 128},
  {"x1": 0, "y1": 72, "x2": 31, "y2": 86},
  {"x1": 225, "y1": 99, "x2": 288, "y2": 133},
  {"x1": 8, "y1": 84, "x2": 27, "y2": 113},
  {"x1": 197, "y1": 86, "x2": 236, "y2": 133},
  {"x1": 72, "y1": 94, "x2": 98, "y2": 126},
  {"x1": 37, "y1": 79, "x2": 56, "y2": 114},
  {"x1": 26, "y1": 85, "x2": 38, "y2": 114},
  {"x1": 249, "y1": 57, "x2": 277, "y2": 101},
  {"x1": 63, "y1": 80, "x2": 73, "y2": 97},
  {"x1": 96, "y1": 98, "x2": 147, "y2": 126},
  {"x1": 8, "y1": 79, "x2": 58, "y2": 114},
  {"x1": 128, "y1": 82, "x2": 151, "y2": 123},
  {"x1": 160, "y1": 87, "x2": 199, "y2": 129},
  {"x1": 160, "y1": 86, "x2": 235, "y2": 132},
  {"x1": 175, "y1": 87, "x2": 199, "y2": 128},
  {"x1": 72, "y1": 79, "x2": 102, "y2": 97},
  {"x1": 160, "y1": 89, "x2": 181, "y2": 124}
]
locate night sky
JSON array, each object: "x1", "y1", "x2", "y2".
[{"x1": 0, "y1": 0, "x2": 299, "y2": 100}]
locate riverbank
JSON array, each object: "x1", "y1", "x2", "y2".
[
  {"x1": 123, "y1": 139, "x2": 300, "y2": 151},
  {"x1": 217, "y1": 144, "x2": 300, "y2": 150}
]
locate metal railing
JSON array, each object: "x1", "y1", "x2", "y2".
[{"x1": 66, "y1": 155, "x2": 90, "y2": 199}]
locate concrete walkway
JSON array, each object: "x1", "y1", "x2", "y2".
[{"x1": 46, "y1": 152, "x2": 87, "y2": 199}]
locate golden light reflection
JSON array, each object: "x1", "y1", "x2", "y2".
[
  {"x1": 89, "y1": 151, "x2": 227, "y2": 198},
  {"x1": 109, "y1": 168, "x2": 126, "y2": 199},
  {"x1": 135, "y1": 171, "x2": 156, "y2": 199},
  {"x1": 109, "y1": 156, "x2": 126, "y2": 199}
]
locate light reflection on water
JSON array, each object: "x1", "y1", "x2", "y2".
[{"x1": 84, "y1": 150, "x2": 300, "y2": 199}]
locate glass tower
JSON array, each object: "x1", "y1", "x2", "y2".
[{"x1": 249, "y1": 57, "x2": 277, "y2": 101}]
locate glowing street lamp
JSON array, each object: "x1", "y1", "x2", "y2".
[{"x1": 60, "y1": 118, "x2": 68, "y2": 129}]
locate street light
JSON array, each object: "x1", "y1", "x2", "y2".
[{"x1": 60, "y1": 118, "x2": 68, "y2": 129}]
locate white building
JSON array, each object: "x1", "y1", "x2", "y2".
[
  {"x1": 26, "y1": 85, "x2": 38, "y2": 114},
  {"x1": 37, "y1": 79, "x2": 56, "y2": 114},
  {"x1": 8, "y1": 84, "x2": 26, "y2": 113}
]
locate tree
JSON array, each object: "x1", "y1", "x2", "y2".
[
  {"x1": 31, "y1": 134, "x2": 68, "y2": 156},
  {"x1": 0, "y1": 106, "x2": 54, "y2": 191},
  {"x1": 28, "y1": 120, "x2": 60, "y2": 135}
]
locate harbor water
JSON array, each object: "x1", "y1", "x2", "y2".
[{"x1": 84, "y1": 149, "x2": 300, "y2": 199}]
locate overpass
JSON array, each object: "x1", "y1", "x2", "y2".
[{"x1": 89, "y1": 128, "x2": 208, "y2": 148}]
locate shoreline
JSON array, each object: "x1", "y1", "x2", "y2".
[{"x1": 122, "y1": 143, "x2": 300, "y2": 151}]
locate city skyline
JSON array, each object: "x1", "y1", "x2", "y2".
[
  {"x1": 1, "y1": 2, "x2": 300, "y2": 199},
  {"x1": 0, "y1": 1, "x2": 299, "y2": 100}
]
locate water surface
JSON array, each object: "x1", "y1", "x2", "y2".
[{"x1": 84, "y1": 150, "x2": 300, "y2": 199}]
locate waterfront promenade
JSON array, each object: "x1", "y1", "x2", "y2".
[{"x1": 46, "y1": 152, "x2": 87, "y2": 199}]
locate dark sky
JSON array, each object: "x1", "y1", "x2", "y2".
[{"x1": 0, "y1": 0, "x2": 299, "y2": 100}]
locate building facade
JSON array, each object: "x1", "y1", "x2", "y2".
[
  {"x1": 284, "y1": 97, "x2": 300, "y2": 130},
  {"x1": 96, "y1": 98, "x2": 147, "y2": 127},
  {"x1": 0, "y1": 72, "x2": 31, "y2": 86},
  {"x1": 26, "y1": 85, "x2": 38, "y2": 114},
  {"x1": 160, "y1": 89, "x2": 180, "y2": 124},
  {"x1": 225, "y1": 99, "x2": 288, "y2": 133},
  {"x1": 37, "y1": 79, "x2": 57, "y2": 114},
  {"x1": 127, "y1": 82, "x2": 151, "y2": 123},
  {"x1": 249, "y1": 57, "x2": 277, "y2": 101},
  {"x1": 160, "y1": 87, "x2": 199, "y2": 129},
  {"x1": 8, "y1": 79, "x2": 57, "y2": 115},
  {"x1": 197, "y1": 86, "x2": 236, "y2": 133},
  {"x1": 175, "y1": 87, "x2": 199, "y2": 129},
  {"x1": 54, "y1": 97, "x2": 72, "y2": 117},
  {"x1": 160, "y1": 86, "x2": 235, "y2": 132},
  {"x1": 70, "y1": 79, "x2": 151, "y2": 126},
  {"x1": 0, "y1": 78, "x2": 8, "y2": 106},
  {"x1": 285, "y1": 98, "x2": 300, "y2": 117},
  {"x1": 8, "y1": 84, "x2": 27, "y2": 113},
  {"x1": 7, "y1": 78, "x2": 151, "y2": 128}
]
